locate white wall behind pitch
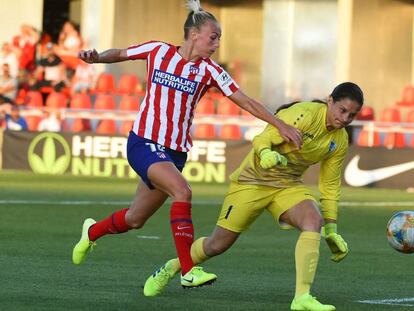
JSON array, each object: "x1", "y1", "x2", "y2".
[
  {"x1": 262, "y1": 0, "x2": 337, "y2": 109},
  {"x1": 0, "y1": 0, "x2": 43, "y2": 42}
]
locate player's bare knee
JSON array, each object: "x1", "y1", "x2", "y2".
[
  {"x1": 171, "y1": 184, "x2": 192, "y2": 202},
  {"x1": 301, "y1": 213, "x2": 323, "y2": 232}
]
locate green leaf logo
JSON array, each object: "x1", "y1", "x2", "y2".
[{"x1": 28, "y1": 133, "x2": 71, "y2": 175}]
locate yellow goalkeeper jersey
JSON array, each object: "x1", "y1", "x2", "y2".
[{"x1": 230, "y1": 101, "x2": 348, "y2": 220}]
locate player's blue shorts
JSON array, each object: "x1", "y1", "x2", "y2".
[{"x1": 127, "y1": 131, "x2": 187, "y2": 189}]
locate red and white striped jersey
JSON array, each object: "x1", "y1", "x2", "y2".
[{"x1": 126, "y1": 41, "x2": 239, "y2": 152}]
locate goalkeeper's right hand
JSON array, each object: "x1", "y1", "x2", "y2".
[
  {"x1": 322, "y1": 223, "x2": 349, "y2": 262},
  {"x1": 259, "y1": 149, "x2": 287, "y2": 169}
]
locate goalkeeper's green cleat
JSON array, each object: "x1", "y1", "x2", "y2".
[
  {"x1": 143, "y1": 259, "x2": 180, "y2": 297},
  {"x1": 180, "y1": 266, "x2": 217, "y2": 288},
  {"x1": 72, "y1": 218, "x2": 96, "y2": 265},
  {"x1": 290, "y1": 293, "x2": 336, "y2": 311}
]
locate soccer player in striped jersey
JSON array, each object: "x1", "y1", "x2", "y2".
[
  {"x1": 144, "y1": 82, "x2": 364, "y2": 311},
  {"x1": 72, "y1": 0, "x2": 302, "y2": 290}
]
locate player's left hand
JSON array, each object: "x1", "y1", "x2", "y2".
[{"x1": 78, "y1": 49, "x2": 99, "y2": 64}]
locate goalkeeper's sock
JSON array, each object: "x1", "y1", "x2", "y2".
[
  {"x1": 294, "y1": 231, "x2": 321, "y2": 297},
  {"x1": 167, "y1": 237, "x2": 209, "y2": 274},
  {"x1": 191, "y1": 237, "x2": 209, "y2": 264},
  {"x1": 88, "y1": 208, "x2": 131, "y2": 241}
]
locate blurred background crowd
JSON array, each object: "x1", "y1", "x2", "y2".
[{"x1": 1, "y1": 0, "x2": 414, "y2": 149}]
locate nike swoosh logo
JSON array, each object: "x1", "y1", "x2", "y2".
[
  {"x1": 177, "y1": 225, "x2": 191, "y2": 230},
  {"x1": 182, "y1": 277, "x2": 193, "y2": 283},
  {"x1": 344, "y1": 155, "x2": 414, "y2": 186}
]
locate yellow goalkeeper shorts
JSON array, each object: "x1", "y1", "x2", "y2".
[{"x1": 216, "y1": 182, "x2": 316, "y2": 233}]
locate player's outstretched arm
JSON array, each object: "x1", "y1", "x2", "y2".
[
  {"x1": 229, "y1": 90, "x2": 302, "y2": 149},
  {"x1": 78, "y1": 48, "x2": 129, "y2": 64}
]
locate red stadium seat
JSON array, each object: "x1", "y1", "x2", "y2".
[
  {"x1": 216, "y1": 97, "x2": 240, "y2": 116},
  {"x1": 383, "y1": 132, "x2": 406, "y2": 149},
  {"x1": 94, "y1": 73, "x2": 115, "y2": 93},
  {"x1": 193, "y1": 124, "x2": 216, "y2": 139},
  {"x1": 45, "y1": 92, "x2": 67, "y2": 108},
  {"x1": 119, "y1": 120, "x2": 134, "y2": 136},
  {"x1": 380, "y1": 107, "x2": 401, "y2": 122},
  {"x1": 219, "y1": 124, "x2": 242, "y2": 140},
  {"x1": 356, "y1": 106, "x2": 375, "y2": 121},
  {"x1": 96, "y1": 120, "x2": 117, "y2": 135},
  {"x1": 71, "y1": 118, "x2": 92, "y2": 132},
  {"x1": 406, "y1": 109, "x2": 414, "y2": 123},
  {"x1": 196, "y1": 98, "x2": 215, "y2": 115},
  {"x1": 117, "y1": 74, "x2": 139, "y2": 94},
  {"x1": 25, "y1": 91, "x2": 43, "y2": 107},
  {"x1": 119, "y1": 95, "x2": 139, "y2": 111},
  {"x1": 94, "y1": 94, "x2": 116, "y2": 110},
  {"x1": 69, "y1": 94, "x2": 92, "y2": 133},
  {"x1": 357, "y1": 128, "x2": 380, "y2": 147},
  {"x1": 405, "y1": 109, "x2": 414, "y2": 148},
  {"x1": 25, "y1": 116, "x2": 42, "y2": 131},
  {"x1": 397, "y1": 85, "x2": 414, "y2": 107},
  {"x1": 70, "y1": 93, "x2": 92, "y2": 109},
  {"x1": 379, "y1": 108, "x2": 404, "y2": 148}
]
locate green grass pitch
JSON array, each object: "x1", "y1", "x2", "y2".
[{"x1": 1, "y1": 170, "x2": 414, "y2": 310}]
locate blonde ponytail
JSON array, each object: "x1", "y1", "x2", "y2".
[
  {"x1": 185, "y1": 0, "x2": 203, "y2": 13},
  {"x1": 183, "y1": 0, "x2": 217, "y2": 39}
]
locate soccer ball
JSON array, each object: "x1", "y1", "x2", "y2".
[{"x1": 386, "y1": 211, "x2": 414, "y2": 254}]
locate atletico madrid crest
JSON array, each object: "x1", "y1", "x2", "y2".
[{"x1": 189, "y1": 65, "x2": 199, "y2": 75}]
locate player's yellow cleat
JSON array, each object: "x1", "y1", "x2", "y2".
[
  {"x1": 72, "y1": 218, "x2": 96, "y2": 265},
  {"x1": 290, "y1": 293, "x2": 336, "y2": 311},
  {"x1": 143, "y1": 259, "x2": 179, "y2": 297},
  {"x1": 180, "y1": 266, "x2": 217, "y2": 288}
]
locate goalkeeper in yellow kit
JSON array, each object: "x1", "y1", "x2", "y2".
[{"x1": 143, "y1": 82, "x2": 364, "y2": 311}]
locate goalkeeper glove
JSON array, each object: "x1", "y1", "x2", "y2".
[
  {"x1": 322, "y1": 223, "x2": 349, "y2": 262},
  {"x1": 259, "y1": 149, "x2": 287, "y2": 169}
]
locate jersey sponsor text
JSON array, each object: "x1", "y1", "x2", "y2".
[{"x1": 152, "y1": 69, "x2": 198, "y2": 95}]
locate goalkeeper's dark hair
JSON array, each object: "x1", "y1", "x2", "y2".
[
  {"x1": 276, "y1": 82, "x2": 364, "y2": 113},
  {"x1": 184, "y1": 0, "x2": 218, "y2": 40}
]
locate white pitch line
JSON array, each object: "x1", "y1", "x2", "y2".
[
  {"x1": 0, "y1": 199, "x2": 413, "y2": 207},
  {"x1": 136, "y1": 235, "x2": 160, "y2": 240},
  {"x1": 341, "y1": 201, "x2": 414, "y2": 207},
  {"x1": 356, "y1": 297, "x2": 414, "y2": 307}
]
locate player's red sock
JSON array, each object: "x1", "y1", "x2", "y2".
[
  {"x1": 170, "y1": 201, "x2": 194, "y2": 275},
  {"x1": 88, "y1": 208, "x2": 131, "y2": 241}
]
